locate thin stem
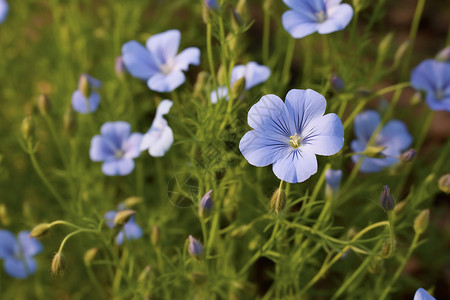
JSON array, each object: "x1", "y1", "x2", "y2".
[
  {"x1": 206, "y1": 22, "x2": 218, "y2": 91},
  {"x1": 262, "y1": 9, "x2": 270, "y2": 64},
  {"x1": 282, "y1": 38, "x2": 296, "y2": 85}
]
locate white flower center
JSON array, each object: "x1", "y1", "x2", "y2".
[
  {"x1": 290, "y1": 133, "x2": 301, "y2": 148},
  {"x1": 115, "y1": 149, "x2": 125, "y2": 159},
  {"x1": 315, "y1": 11, "x2": 327, "y2": 23},
  {"x1": 160, "y1": 61, "x2": 174, "y2": 75}
]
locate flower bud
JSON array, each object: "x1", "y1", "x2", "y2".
[
  {"x1": 399, "y1": 148, "x2": 416, "y2": 162},
  {"x1": 436, "y1": 46, "x2": 450, "y2": 62},
  {"x1": 414, "y1": 209, "x2": 429, "y2": 235},
  {"x1": 83, "y1": 248, "x2": 98, "y2": 267},
  {"x1": 330, "y1": 74, "x2": 345, "y2": 91},
  {"x1": 438, "y1": 174, "x2": 450, "y2": 194},
  {"x1": 393, "y1": 200, "x2": 408, "y2": 216},
  {"x1": 123, "y1": 196, "x2": 143, "y2": 208},
  {"x1": 189, "y1": 272, "x2": 207, "y2": 286},
  {"x1": 380, "y1": 185, "x2": 395, "y2": 211},
  {"x1": 188, "y1": 235, "x2": 204, "y2": 259},
  {"x1": 151, "y1": 224, "x2": 160, "y2": 246},
  {"x1": 232, "y1": 77, "x2": 246, "y2": 100},
  {"x1": 113, "y1": 210, "x2": 136, "y2": 226},
  {"x1": 410, "y1": 91, "x2": 423, "y2": 106},
  {"x1": 377, "y1": 33, "x2": 393, "y2": 63},
  {"x1": 368, "y1": 257, "x2": 383, "y2": 274},
  {"x1": 63, "y1": 108, "x2": 76, "y2": 137},
  {"x1": 115, "y1": 56, "x2": 127, "y2": 79},
  {"x1": 393, "y1": 40, "x2": 410, "y2": 68},
  {"x1": 37, "y1": 94, "x2": 51, "y2": 116},
  {"x1": 199, "y1": 190, "x2": 213, "y2": 218},
  {"x1": 79, "y1": 74, "x2": 91, "y2": 98},
  {"x1": 381, "y1": 238, "x2": 396, "y2": 257},
  {"x1": 231, "y1": 8, "x2": 243, "y2": 32},
  {"x1": 29, "y1": 223, "x2": 51, "y2": 239},
  {"x1": 269, "y1": 188, "x2": 286, "y2": 214},
  {"x1": 0, "y1": 204, "x2": 10, "y2": 226},
  {"x1": 138, "y1": 265, "x2": 152, "y2": 283},
  {"x1": 51, "y1": 252, "x2": 66, "y2": 277},
  {"x1": 263, "y1": 0, "x2": 273, "y2": 12},
  {"x1": 231, "y1": 224, "x2": 251, "y2": 238},
  {"x1": 21, "y1": 116, "x2": 34, "y2": 141},
  {"x1": 363, "y1": 145, "x2": 386, "y2": 158}
]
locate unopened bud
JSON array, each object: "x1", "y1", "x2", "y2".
[
  {"x1": 115, "y1": 56, "x2": 127, "y2": 79},
  {"x1": 38, "y1": 94, "x2": 51, "y2": 116},
  {"x1": 363, "y1": 145, "x2": 386, "y2": 158},
  {"x1": 63, "y1": 108, "x2": 76, "y2": 137},
  {"x1": 188, "y1": 235, "x2": 204, "y2": 259},
  {"x1": 189, "y1": 272, "x2": 207, "y2": 286},
  {"x1": 377, "y1": 33, "x2": 393, "y2": 62},
  {"x1": 263, "y1": 0, "x2": 273, "y2": 12},
  {"x1": 193, "y1": 71, "x2": 208, "y2": 98},
  {"x1": 380, "y1": 185, "x2": 395, "y2": 211},
  {"x1": 394, "y1": 40, "x2": 410, "y2": 68},
  {"x1": 436, "y1": 46, "x2": 450, "y2": 62},
  {"x1": 51, "y1": 252, "x2": 66, "y2": 277},
  {"x1": 399, "y1": 149, "x2": 416, "y2": 162},
  {"x1": 0, "y1": 204, "x2": 10, "y2": 226},
  {"x1": 29, "y1": 223, "x2": 51, "y2": 239},
  {"x1": 231, "y1": 8, "x2": 243, "y2": 32},
  {"x1": 236, "y1": 0, "x2": 247, "y2": 16},
  {"x1": 151, "y1": 225, "x2": 160, "y2": 246},
  {"x1": 269, "y1": 188, "x2": 286, "y2": 214},
  {"x1": 231, "y1": 224, "x2": 251, "y2": 238},
  {"x1": 368, "y1": 257, "x2": 383, "y2": 274},
  {"x1": 438, "y1": 174, "x2": 450, "y2": 194},
  {"x1": 21, "y1": 116, "x2": 34, "y2": 141},
  {"x1": 138, "y1": 265, "x2": 152, "y2": 283},
  {"x1": 123, "y1": 196, "x2": 143, "y2": 208},
  {"x1": 413, "y1": 209, "x2": 429, "y2": 235},
  {"x1": 410, "y1": 91, "x2": 423, "y2": 106},
  {"x1": 217, "y1": 65, "x2": 227, "y2": 85},
  {"x1": 204, "y1": 0, "x2": 219, "y2": 11},
  {"x1": 232, "y1": 77, "x2": 246, "y2": 100},
  {"x1": 79, "y1": 74, "x2": 91, "y2": 98},
  {"x1": 199, "y1": 190, "x2": 213, "y2": 218},
  {"x1": 381, "y1": 238, "x2": 396, "y2": 257},
  {"x1": 83, "y1": 248, "x2": 98, "y2": 267},
  {"x1": 331, "y1": 74, "x2": 345, "y2": 91},
  {"x1": 393, "y1": 200, "x2": 408, "y2": 216},
  {"x1": 113, "y1": 210, "x2": 136, "y2": 226}
]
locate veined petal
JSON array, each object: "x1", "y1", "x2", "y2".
[
  {"x1": 272, "y1": 149, "x2": 318, "y2": 183},
  {"x1": 301, "y1": 113, "x2": 344, "y2": 155},
  {"x1": 283, "y1": 0, "x2": 325, "y2": 12},
  {"x1": 175, "y1": 47, "x2": 201, "y2": 71},
  {"x1": 0, "y1": 230, "x2": 16, "y2": 259},
  {"x1": 282, "y1": 10, "x2": 318, "y2": 39},
  {"x1": 122, "y1": 41, "x2": 159, "y2": 80},
  {"x1": 247, "y1": 94, "x2": 294, "y2": 136},
  {"x1": 210, "y1": 87, "x2": 229, "y2": 104},
  {"x1": 318, "y1": 3, "x2": 353, "y2": 34},
  {"x1": 90, "y1": 135, "x2": 115, "y2": 162},
  {"x1": 239, "y1": 130, "x2": 291, "y2": 167},
  {"x1": 353, "y1": 110, "x2": 380, "y2": 142},
  {"x1": 146, "y1": 29, "x2": 181, "y2": 66},
  {"x1": 285, "y1": 89, "x2": 327, "y2": 134},
  {"x1": 123, "y1": 133, "x2": 143, "y2": 159},
  {"x1": 102, "y1": 159, "x2": 135, "y2": 176},
  {"x1": 148, "y1": 70, "x2": 185, "y2": 92},
  {"x1": 4, "y1": 256, "x2": 37, "y2": 279},
  {"x1": 17, "y1": 231, "x2": 43, "y2": 257},
  {"x1": 378, "y1": 120, "x2": 412, "y2": 151}
]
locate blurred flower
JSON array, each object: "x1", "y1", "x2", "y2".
[
  {"x1": 325, "y1": 169, "x2": 342, "y2": 196},
  {"x1": 204, "y1": 0, "x2": 219, "y2": 10},
  {"x1": 331, "y1": 74, "x2": 345, "y2": 91},
  {"x1": 122, "y1": 29, "x2": 200, "y2": 93},
  {"x1": 71, "y1": 74, "x2": 102, "y2": 114},
  {"x1": 211, "y1": 62, "x2": 271, "y2": 103},
  {"x1": 239, "y1": 89, "x2": 344, "y2": 183},
  {"x1": 350, "y1": 110, "x2": 412, "y2": 173},
  {"x1": 0, "y1": 0, "x2": 8, "y2": 24},
  {"x1": 105, "y1": 207, "x2": 143, "y2": 245},
  {"x1": 0, "y1": 230, "x2": 43, "y2": 279},
  {"x1": 140, "y1": 100, "x2": 173, "y2": 157},
  {"x1": 282, "y1": 0, "x2": 353, "y2": 39},
  {"x1": 90, "y1": 121, "x2": 142, "y2": 176},
  {"x1": 411, "y1": 59, "x2": 450, "y2": 112},
  {"x1": 188, "y1": 235, "x2": 204, "y2": 258},
  {"x1": 414, "y1": 288, "x2": 436, "y2": 300}
]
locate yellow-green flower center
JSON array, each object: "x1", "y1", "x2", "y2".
[
  {"x1": 115, "y1": 149, "x2": 125, "y2": 159},
  {"x1": 290, "y1": 133, "x2": 301, "y2": 148},
  {"x1": 315, "y1": 11, "x2": 327, "y2": 23}
]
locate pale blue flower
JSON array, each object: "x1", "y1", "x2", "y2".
[
  {"x1": 90, "y1": 121, "x2": 143, "y2": 176},
  {"x1": 204, "y1": 0, "x2": 219, "y2": 10},
  {"x1": 140, "y1": 100, "x2": 173, "y2": 157},
  {"x1": 325, "y1": 169, "x2": 342, "y2": 192},
  {"x1": 239, "y1": 89, "x2": 344, "y2": 183},
  {"x1": 71, "y1": 74, "x2": 102, "y2": 114},
  {"x1": 350, "y1": 110, "x2": 412, "y2": 173},
  {"x1": 0, "y1": 230, "x2": 43, "y2": 279},
  {"x1": 122, "y1": 29, "x2": 200, "y2": 93},
  {"x1": 411, "y1": 59, "x2": 450, "y2": 112},
  {"x1": 282, "y1": 0, "x2": 353, "y2": 39},
  {"x1": 211, "y1": 62, "x2": 271, "y2": 103},
  {"x1": 104, "y1": 209, "x2": 143, "y2": 245},
  {"x1": 0, "y1": 0, "x2": 8, "y2": 24},
  {"x1": 188, "y1": 235, "x2": 203, "y2": 258},
  {"x1": 414, "y1": 288, "x2": 436, "y2": 300}
]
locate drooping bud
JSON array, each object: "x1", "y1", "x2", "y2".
[
  {"x1": 151, "y1": 224, "x2": 160, "y2": 246},
  {"x1": 79, "y1": 74, "x2": 91, "y2": 98},
  {"x1": 83, "y1": 248, "x2": 98, "y2": 267},
  {"x1": 330, "y1": 74, "x2": 345, "y2": 91},
  {"x1": 436, "y1": 46, "x2": 450, "y2": 62},
  {"x1": 63, "y1": 107, "x2": 76, "y2": 137},
  {"x1": 269, "y1": 188, "x2": 286, "y2": 214},
  {"x1": 232, "y1": 77, "x2": 246, "y2": 100},
  {"x1": 29, "y1": 223, "x2": 51, "y2": 239},
  {"x1": 113, "y1": 210, "x2": 136, "y2": 226},
  {"x1": 123, "y1": 196, "x2": 143, "y2": 208},
  {"x1": 21, "y1": 116, "x2": 34, "y2": 141},
  {"x1": 380, "y1": 185, "x2": 395, "y2": 211},
  {"x1": 438, "y1": 174, "x2": 450, "y2": 194},
  {"x1": 37, "y1": 94, "x2": 51, "y2": 116},
  {"x1": 188, "y1": 235, "x2": 204, "y2": 259},
  {"x1": 325, "y1": 169, "x2": 343, "y2": 199},
  {"x1": 199, "y1": 190, "x2": 213, "y2": 218},
  {"x1": 51, "y1": 252, "x2": 66, "y2": 277},
  {"x1": 413, "y1": 209, "x2": 429, "y2": 235},
  {"x1": 399, "y1": 148, "x2": 416, "y2": 162},
  {"x1": 115, "y1": 56, "x2": 127, "y2": 79}
]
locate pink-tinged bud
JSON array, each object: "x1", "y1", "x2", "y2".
[
  {"x1": 188, "y1": 235, "x2": 204, "y2": 259},
  {"x1": 436, "y1": 46, "x2": 450, "y2": 62},
  {"x1": 399, "y1": 149, "x2": 416, "y2": 162}
]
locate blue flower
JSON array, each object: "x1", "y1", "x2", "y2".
[
  {"x1": 0, "y1": 230, "x2": 43, "y2": 279},
  {"x1": 90, "y1": 121, "x2": 143, "y2": 176},
  {"x1": 211, "y1": 62, "x2": 271, "y2": 103},
  {"x1": 325, "y1": 169, "x2": 342, "y2": 192},
  {"x1": 411, "y1": 59, "x2": 450, "y2": 112},
  {"x1": 239, "y1": 89, "x2": 344, "y2": 183},
  {"x1": 71, "y1": 74, "x2": 102, "y2": 114},
  {"x1": 414, "y1": 288, "x2": 436, "y2": 300},
  {"x1": 204, "y1": 0, "x2": 219, "y2": 10},
  {"x1": 122, "y1": 29, "x2": 201, "y2": 93},
  {"x1": 140, "y1": 100, "x2": 173, "y2": 157},
  {"x1": 350, "y1": 110, "x2": 412, "y2": 173},
  {"x1": 0, "y1": 0, "x2": 8, "y2": 24},
  {"x1": 104, "y1": 209, "x2": 143, "y2": 246},
  {"x1": 282, "y1": 0, "x2": 353, "y2": 39}
]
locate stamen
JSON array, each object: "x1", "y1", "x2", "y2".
[
  {"x1": 290, "y1": 133, "x2": 301, "y2": 148},
  {"x1": 315, "y1": 11, "x2": 327, "y2": 23},
  {"x1": 115, "y1": 149, "x2": 125, "y2": 159}
]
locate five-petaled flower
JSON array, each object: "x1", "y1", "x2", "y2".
[
  {"x1": 0, "y1": 230, "x2": 43, "y2": 279},
  {"x1": 72, "y1": 74, "x2": 102, "y2": 114},
  {"x1": 210, "y1": 61, "x2": 271, "y2": 103},
  {"x1": 414, "y1": 288, "x2": 436, "y2": 300},
  {"x1": 0, "y1": 0, "x2": 8, "y2": 24},
  {"x1": 410, "y1": 59, "x2": 450, "y2": 112},
  {"x1": 104, "y1": 208, "x2": 143, "y2": 246},
  {"x1": 239, "y1": 89, "x2": 344, "y2": 183},
  {"x1": 282, "y1": 0, "x2": 354, "y2": 39},
  {"x1": 350, "y1": 110, "x2": 412, "y2": 173},
  {"x1": 90, "y1": 121, "x2": 143, "y2": 176},
  {"x1": 140, "y1": 100, "x2": 174, "y2": 157},
  {"x1": 122, "y1": 29, "x2": 201, "y2": 93}
]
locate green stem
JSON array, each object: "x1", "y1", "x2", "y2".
[
  {"x1": 206, "y1": 22, "x2": 218, "y2": 90},
  {"x1": 384, "y1": 212, "x2": 395, "y2": 258},
  {"x1": 262, "y1": 9, "x2": 270, "y2": 64},
  {"x1": 58, "y1": 228, "x2": 99, "y2": 253},
  {"x1": 282, "y1": 38, "x2": 296, "y2": 85}
]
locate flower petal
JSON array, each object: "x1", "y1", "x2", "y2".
[
  {"x1": 123, "y1": 220, "x2": 143, "y2": 240},
  {"x1": 285, "y1": 89, "x2": 327, "y2": 134},
  {"x1": 148, "y1": 70, "x2": 186, "y2": 92},
  {"x1": 300, "y1": 113, "x2": 344, "y2": 155},
  {"x1": 4, "y1": 256, "x2": 37, "y2": 279},
  {"x1": 146, "y1": 29, "x2": 181, "y2": 66},
  {"x1": 155, "y1": 99, "x2": 174, "y2": 118},
  {"x1": 90, "y1": 136, "x2": 115, "y2": 162},
  {"x1": 0, "y1": 230, "x2": 16, "y2": 259},
  {"x1": 239, "y1": 130, "x2": 291, "y2": 167},
  {"x1": 325, "y1": 169, "x2": 342, "y2": 190},
  {"x1": 122, "y1": 41, "x2": 159, "y2": 80},
  {"x1": 17, "y1": 231, "x2": 43, "y2": 257},
  {"x1": 210, "y1": 86, "x2": 229, "y2": 104},
  {"x1": 100, "y1": 121, "x2": 131, "y2": 149},
  {"x1": 283, "y1": 0, "x2": 325, "y2": 12},
  {"x1": 148, "y1": 126, "x2": 174, "y2": 157},
  {"x1": 102, "y1": 159, "x2": 135, "y2": 176},
  {"x1": 377, "y1": 120, "x2": 412, "y2": 151},
  {"x1": 414, "y1": 288, "x2": 436, "y2": 300},
  {"x1": 411, "y1": 60, "x2": 438, "y2": 92},
  {"x1": 272, "y1": 149, "x2": 318, "y2": 183},
  {"x1": 353, "y1": 110, "x2": 380, "y2": 142},
  {"x1": 0, "y1": 0, "x2": 9, "y2": 24},
  {"x1": 123, "y1": 133, "x2": 143, "y2": 159},
  {"x1": 318, "y1": 3, "x2": 353, "y2": 34},
  {"x1": 175, "y1": 47, "x2": 201, "y2": 71},
  {"x1": 71, "y1": 91, "x2": 100, "y2": 114},
  {"x1": 282, "y1": 10, "x2": 318, "y2": 39},
  {"x1": 104, "y1": 210, "x2": 117, "y2": 229},
  {"x1": 231, "y1": 62, "x2": 271, "y2": 90}
]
